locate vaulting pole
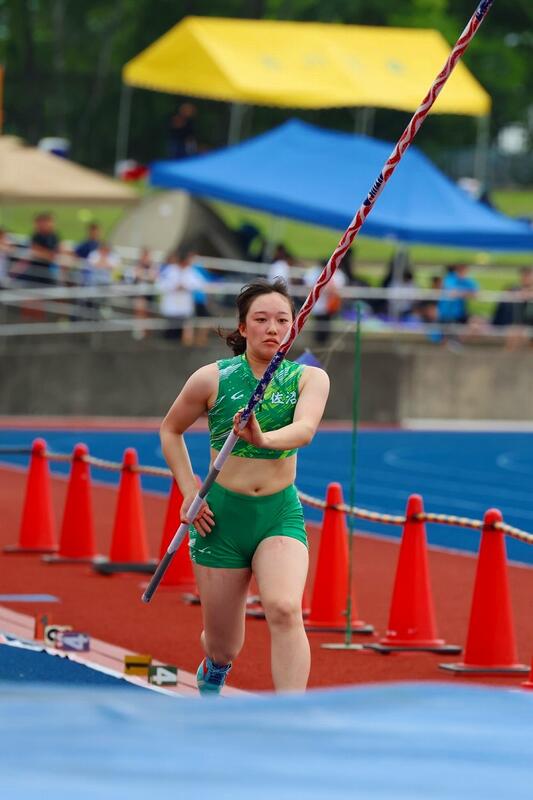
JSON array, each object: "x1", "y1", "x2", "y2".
[{"x1": 142, "y1": 0, "x2": 495, "y2": 603}]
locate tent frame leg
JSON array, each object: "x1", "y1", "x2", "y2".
[{"x1": 115, "y1": 84, "x2": 133, "y2": 172}]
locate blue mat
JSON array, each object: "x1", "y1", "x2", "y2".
[
  {"x1": 1, "y1": 681, "x2": 532, "y2": 799},
  {"x1": 1, "y1": 428, "x2": 533, "y2": 563}
]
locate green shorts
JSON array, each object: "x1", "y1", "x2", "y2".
[{"x1": 189, "y1": 482, "x2": 307, "y2": 569}]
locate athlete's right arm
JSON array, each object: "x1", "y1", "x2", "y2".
[{"x1": 160, "y1": 363, "x2": 218, "y2": 535}]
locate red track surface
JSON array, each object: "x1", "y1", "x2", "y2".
[{"x1": 1, "y1": 465, "x2": 532, "y2": 692}]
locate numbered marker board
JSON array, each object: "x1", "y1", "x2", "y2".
[
  {"x1": 148, "y1": 665, "x2": 178, "y2": 686},
  {"x1": 55, "y1": 631, "x2": 91, "y2": 651},
  {"x1": 124, "y1": 654, "x2": 152, "y2": 675},
  {"x1": 44, "y1": 625, "x2": 72, "y2": 647}
]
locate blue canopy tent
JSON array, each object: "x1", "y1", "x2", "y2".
[{"x1": 150, "y1": 120, "x2": 533, "y2": 252}]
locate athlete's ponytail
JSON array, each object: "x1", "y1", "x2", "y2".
[{"x1": 222, "y1": 279, "x2": 295, "y2": 356}]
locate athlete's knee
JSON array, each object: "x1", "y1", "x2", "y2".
[
  {"x1": 202, "y1": 630, "x2": 243, "y2": 664},
  {"x1": 263, "y1": 597, "x2": 302, "y2": 629}
]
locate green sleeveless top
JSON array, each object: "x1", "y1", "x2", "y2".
[{"x1": 208, "y1": 354, "x2": 304, "y2": 459}]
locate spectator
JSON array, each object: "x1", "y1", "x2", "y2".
[
  {"x1": 75, "y1": 222, "x2": 102, "y2": 262},
  {"x1": 438, "y1": 263, "x2": 479, "y2": 325},
  {"x1": 493, "y1": 266, "x2": 533, "y2": 349},
  {"x1": 156, "y1": 247, "x2": 205, "y2": 345},
  {"x1": 390, "y1": 267, "x2": 417, "y2": 320},
  {"x1": 430, "y1": 274, "x2": 443, "y2": 293},
  {"x1": 131, "y1": 247, "x2": 157, "y2": 339},
  {"x1": 84, "y1": 242, "x2": 121, "y2": 319},
  {"x1": 404, "y1": 301, "x2": 439, "y2": 325},
  {"x1": 187, "y1": 250, "x2": 217, "y2": 347},
  {"x1": 28, "y1": 212, "x2": 60, "y2": 285},
  {"x1": 374, "y1": 248, "x2": 412, "y2": 316},
  {"x1": 267, "y1": 244, "x2": 297, "y2": 286},
  {"x1": 304, "y1": 260, "x2": 346, "y2": 344},
  {"x1": 86, "y1": 242, "x2": 121, "y2": 286},
  {"x1": 168, "y1": 102, "x2": 198, "y2": 159},
  {"x1": 402, "y1": 300, "x2": 443, "y2": 344},
  {"x1": 235, "y1": 222, "x2": 266, "y2": 261},
  {"x1": 338, "y1": 247, "x2": 369, "y2": 289},
  {"x1": 0, "y1": 227, "x2": 14, "y2": 288}
]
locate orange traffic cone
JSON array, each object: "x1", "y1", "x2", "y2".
[
  {"x1": 44, "y1": 443, "x2": 98, "y2": 564},
  {"x1": 306, "y1": 483, "x2": 373, "y2": 633},
  {"x1": 94, "y1": 448, "x2": 155, "y2": 575},
  {"x1": 159, "y1": 481, "x2": 197, "y2": 593},
  {"x1": 441, "y1": 509, "x2": 528, "y2": 674},
  {"x1": 4, "y1": 438, "x2": 57, "y2": 553},
  {"x1": 367, "y1": 495, "x2": 460, "y2": 654}
]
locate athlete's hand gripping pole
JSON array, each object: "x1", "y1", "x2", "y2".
[{"x1": 141, "y1": 0, "x2": 494, "y2": 604}]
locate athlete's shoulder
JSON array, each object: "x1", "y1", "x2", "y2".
[
  {"x1": 299, "y1": 364, "x2": 330, "y2": 390},
  {"x1": 186, "y1": 362, "x2": 219, "y2": 394}
]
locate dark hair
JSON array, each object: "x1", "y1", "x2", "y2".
[
  {"x1": 224, "y1": 279, "x2": 295, "y2": 355},
  {"x1": 175, "y1": 245, "x2": 191, "y2": 263}
]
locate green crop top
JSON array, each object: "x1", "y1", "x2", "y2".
[{"x1": 208, "y1": 354, "x2": 304, "y2": 459}]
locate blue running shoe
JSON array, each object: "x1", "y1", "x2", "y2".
[{"x1": 197, "y1": 656, "x2": 232, "y2": 696}]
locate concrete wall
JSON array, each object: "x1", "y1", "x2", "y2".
[{"x1": 1, "y1": 334, "x2": 532, "y2": 422}]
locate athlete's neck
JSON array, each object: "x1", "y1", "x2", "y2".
[{"x1": 244, "y1": 350, "x2": 271, "y2": 379}]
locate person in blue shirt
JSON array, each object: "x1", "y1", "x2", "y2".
[
  {"x1": 75, "y1": 223, "x2": 102, "y2": 261},
  {"x1": 438, "y1": 264, "x2": 479, "y2": 324}
]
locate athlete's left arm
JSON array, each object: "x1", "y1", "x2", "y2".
[{"x1": 234, "y1": 366, "x2": 330, "y2": 450}]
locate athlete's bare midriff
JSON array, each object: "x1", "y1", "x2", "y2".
[{"x1": 211, "y1": 448, "x2": 297, "y2": 495}]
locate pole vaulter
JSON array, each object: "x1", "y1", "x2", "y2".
[{"x1": 142, "y1": 0, "x2": 495, "y2": 603}]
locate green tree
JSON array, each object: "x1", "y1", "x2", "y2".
[{"x1": 0, "y1": 0, "x2": 530, "y2": 177}]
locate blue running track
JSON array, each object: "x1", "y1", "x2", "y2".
[{"x1": 1, "y1": 427, "x2": 532, "y2": 565}]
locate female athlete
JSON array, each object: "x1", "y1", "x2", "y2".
[{"x1": 160, "y1": 280, "x2": 330, "y2": 694}]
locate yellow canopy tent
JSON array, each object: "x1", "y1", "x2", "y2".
[{"x1": 123, "y1": 16, "x2": 490, "y2": 115}]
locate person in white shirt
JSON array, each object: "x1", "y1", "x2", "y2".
[
  {"x1": 156, "y1": 246, "x2": 205, "y2": 345},
  {"x1": 304, "y1": 261, "x2": 347, "y2": 344},
  {"x1": 267, "y1": 244, "x2": 294, "y2": 286},
  {"x1": 85, "y1": 242, "x2": 122, "y2": 319},
  {"x1": 86, "y1": 243, "x2": 121, "y2": 286}
]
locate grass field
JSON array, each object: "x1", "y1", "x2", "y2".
[
  {"x1": 213, "y1": 189, "x2": 533, "y2": 268},
  {"x1": 0, "y1": 188, "x2": 531, "y2": 294}
]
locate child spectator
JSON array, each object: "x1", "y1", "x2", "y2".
[{"x1": 156, "y1": 247, "x2": 205, "y2": 345}]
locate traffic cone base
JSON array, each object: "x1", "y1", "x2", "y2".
[
  {"x1": 182, "y1": 591, "x2": 201, "y2": 604},
  {"x1": 521, "y1": 659, "x2": 533, "y2": 689},
  {"x1": 44, "y1": 554, "x2": 103, "y2": 565},
  {"x1": 440, "y1": 661, "x2": 529, "y2": 675},
  {"x1": 306, "y1": 621, "x2": 374, "y2": 634},
  {"x1": 367, "y1": 641, "x2": 462, "y2": 655},
  {"x1": 93, "y1": 560, "x2": 157, "y2": 575}
]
